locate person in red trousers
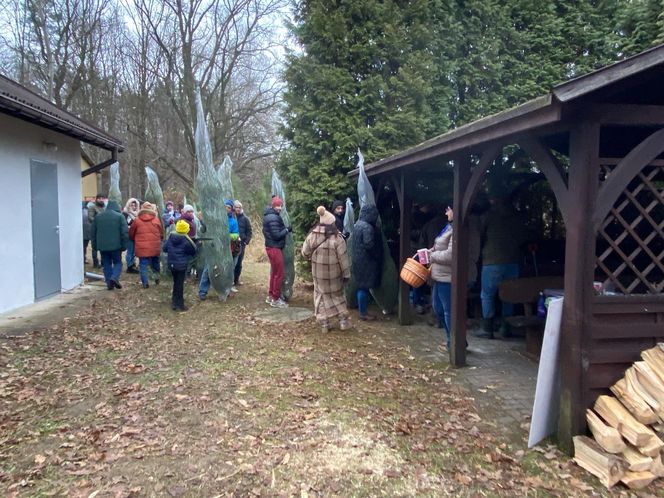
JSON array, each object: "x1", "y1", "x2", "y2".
[{"x1": 262, "y1": 196, "x2": 290, "y2": 308}]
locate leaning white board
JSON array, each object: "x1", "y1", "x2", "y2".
[{"x1": 528, "y1": 297, "x2": 564, "y2": 448}]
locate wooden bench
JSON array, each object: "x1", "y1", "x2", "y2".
[{"x1": 498, "y1": 276, "x2": 564, "y2": 359}]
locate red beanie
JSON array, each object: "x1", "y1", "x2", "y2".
[{"x1": 271, "y1": 196, "x2": 283, "y2": 208}]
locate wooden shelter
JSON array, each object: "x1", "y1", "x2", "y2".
[{"x1": 355, "y1": 44, "x2": 664, "y2": 451}]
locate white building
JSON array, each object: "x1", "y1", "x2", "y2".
[{"x1": 0, "y1": 75, "x2": 122, "y2": 314}]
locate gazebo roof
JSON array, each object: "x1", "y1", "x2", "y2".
[
  {"x1": 360, "y1": 43, "x2": 664, "y2": 177},
  {"x1": 0, "y1": 74, "x2": 123, "y2": 152}
]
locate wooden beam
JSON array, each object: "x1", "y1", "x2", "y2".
[
  {"x1": 460, "y1": 143, "x2": 502, "y2": 221},
  {"x1": 558, "y1": 121, "x2": 600, "y2": 454},
  {"x1": 593, "y1": 127, "x2": 664, "y2": 231},
  {"x1": 398, "y1": 171, "x2": 414, "y2": 326},
  {"x1": 81, "y1": 157, "x2": 115, "y2": 178},
  {"x1": 450, "y1": 155, "x2": 471, "y2": 367},
  {"x1": 587, "y1": 104, "x2": 664, "y2": 125}
]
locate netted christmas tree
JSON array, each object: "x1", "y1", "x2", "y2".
[
  {"x1": 108, "y1": 162, "x2": 121, "y2": 205},
  {"x1": 343, "y1": 197, "x2": 358, "y2": 308},
  {"x1": 144, "y1": 166, "x2": 165, "y2": 216},
  {"x1": 356, "y1": 149, "x2": 398, "y2": 314},
  {"x1": 217, "y1": 155, "x2": 234, "y2": 200},
  {"x1": 194, "y1": 90, "x2": 234, "y2": 300},
  {"x1": 271, "y1": 169, "x2": 295, "y2": 300}
]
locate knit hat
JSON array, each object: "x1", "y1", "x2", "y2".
[
  {"x1": 165, "y1": 200, "x2": 174, "y2": 208},
  {"x1": 141, "y1": 201, "x2": 155, "y2": 211},
  {"x1": 183, "y1": 204, "x2": 194, "y2": 213},
  {"x1": 331, "y1": 199, "x2": 344, "y2": 211},
  {"x1": 317, "y1": 206, "x2": 335, "y2": 226},
  {"x1": 271, "y1": 196, "x2": 283, "y2": 208},
  {"x1": 175, "y1": 219, "x2": 190, "y2": 234},
  {"x1": 224, "y1": 199, "x2": 234, "y2": 209}
]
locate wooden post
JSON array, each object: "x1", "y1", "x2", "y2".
[
  {"x1": 398, "y1": 172, "x2": 414, "y2": 325},
  {"x1": 451, "y1": 155, "x2": 471, "y2": 366},
  {"x1": 558, "y1": 122, "x2": 600, "y2": 453}
]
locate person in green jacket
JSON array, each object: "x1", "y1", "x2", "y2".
[{"x1": 92, "y1": 200, "x2": 129, "y2": 290}]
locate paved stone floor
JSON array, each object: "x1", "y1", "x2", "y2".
[{"x1": 386, "y1": 317, "x2": 539, "y2": 441}]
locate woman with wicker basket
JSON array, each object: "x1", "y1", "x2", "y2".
[
  {"x1": 302, "y1": 206, "x2": 352, "y2": 333},
  {"x1": 428, "y1": 206, "x2": 454, "y2": 350}
]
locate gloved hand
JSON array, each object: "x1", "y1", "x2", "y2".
[{"x1": 287, "y1": 226, "x2": 293, "y2": 233}]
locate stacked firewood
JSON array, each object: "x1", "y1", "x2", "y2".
[{"x1": 574, "y1": 344, "x2": 664, "y2": 490}]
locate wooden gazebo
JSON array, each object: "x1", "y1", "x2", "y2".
[{"x1": 357, "y1": 44, "x2": 664, "y2": 451}]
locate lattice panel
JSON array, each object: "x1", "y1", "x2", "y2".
[{"x1": 596, "y1": 164, "x2": 664, "y2": 295}]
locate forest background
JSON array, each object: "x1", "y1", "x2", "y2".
[{"x1": 1, "y1": 0, "x2": 663, "y2": 235}]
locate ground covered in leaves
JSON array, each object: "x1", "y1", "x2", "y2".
[{"x1": 1, "y1": 263, "x2": 662, "y2": 497}]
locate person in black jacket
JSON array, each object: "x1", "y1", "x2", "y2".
[
  {"x1": 331, "y1": 199, "x2": 350, "y2": 239},
  {"x1": 234, "y1": 200, "x2": 252, "y2": 285},
  {"x1": 263, "y1": 196, "x2": 290, "y2": 308},
  {"x1": 351, "y1": 204, "x2": 383, "y2": 320},
  {"x1": 163, "y1": 220, "x2": 198, "y2": 311}
]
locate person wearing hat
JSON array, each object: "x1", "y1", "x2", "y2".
[
  {"x1": 123, "y1": 198, "x2": 141, "y2": 273},
  {"x1": 330, "y1": 199, "x2": 347, "y2": 238},
  {"x1": 129, "y1": 202, "x2": 163, "y2": 288},
  {"x1": 233, "y1": 200, "x2": 252, "y2": 286},
  {"x1": 262, "y1": 196, "x2": 290, "y2": 308},
  {"x1": 180, "y1": 204, "x2": 197, "y2": 238},
  {"x1": 163, "y1": 200, "x2": 179, "y2": 227},
  {"x1": 163, "y1": 219, "x2": 198, "y2": 311},
  {"x1": 351, "y1": 204, "x2": 383, "y2": 320},
  {"x1": 302, "y1": 206, "x2": 351, "y2": 333}
]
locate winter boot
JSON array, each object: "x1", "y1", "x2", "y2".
[
  {"x1": 473, "y1": 318, "x2": 494, "y2": 339},
  {"x1": 321, "y1": 321, "x2": 330, "y2": 333},
  {"x1": 339, "y1": 317, "x2": 352, "y2": 331}
]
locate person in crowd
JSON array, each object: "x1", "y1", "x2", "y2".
[
  {"x1": 180, "y1": 204, "x2": 197, "y2": 238},
  {"x1": 428, "y1": 206, "x2": 454, "y2": 350},
  {"x1": 163, "y1": 219, "x2": 198, "y2": 311},
  {"x1": 351, "y1": 204, "x2": 383, "y2": 321},
  {"x1": 477, "y1": 193, "x2": 532, "y2": 339},
  {"x1": 263, "y1": 196, "x2": 290, "y2": 308},
  {"x1": 163, "y1": 200, "x2": 179, "y2": 227},
  {"x1": 129, "y1": 202, "x2": 163, "y2": 288},
  {"x1": 82, "y1": 201, "x2": 92, "y2": 264},
  {"x1": 234, "y1": 200, "x2": 252, "y2": 286},
  {"x1": 226, "y1": 200, "x2": 241, "y2": 293},
  {"x1": 123, "y1": 198, "x2": 140, "y2": 273},
  {"x1": 302, "y1": 206, "x2": 352, "y2": 333},
  {"x1": 87, "y1": 193, "x2": 106, "y2": 267},
  {"x1": 331, "y1": 199, "x2": 348, "y2": 238},
  {"x1": 92, "y1": 200, "x2": 128, "y2": 290}
]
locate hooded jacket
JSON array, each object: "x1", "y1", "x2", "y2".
[
  {"x1": 163, "y1": 232, "x2": 197, "y2": 271},
  {"x1": 302, "y1": 225, "x2": 350, "y2": 294},
  {"x1": 262, "y1": 207, "x2": 288, "y2": 249},
  {"x1": 429, "y1": 225, "x2": 453, "y2": 283},
  {"x1": 351, "y1": 204, "x2": 383, "y2": 289},
  {"x1": 129, "y1": 207, "x2": 163, "y2": 257},
  {"x1": 237, "y1": 211, "x2": 252, "y2": 245},
  {"x1": 92, "y1": 200, "x2": 128, "y2": 252}
]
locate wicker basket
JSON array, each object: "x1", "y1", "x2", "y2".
[{"x1": 400, "y1": 257, "x2": 429, "y2": 288}]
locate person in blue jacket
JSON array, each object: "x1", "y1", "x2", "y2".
[{"x1": 163, "y1": 219, "x2": 198, "y2": 311}]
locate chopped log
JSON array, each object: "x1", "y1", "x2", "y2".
[
  {"x1": 625, "y1": 368, "x2": 661, "y2": 414},
  {"x1": 649, "y1": 454, "x2": 664, "y2": 478},
  {"x1": 586, "y1": 409, "x2": 626, "y2": 454},
  {"x1": 593, "y1": 395, "x2": 655, "y2": 447},
  {"x1": 633, "y1": 361, "x2": 664, "y2": 404},
  {"x1": 642, "y1": 345, "x2": 664, "y2": 384},
  {"x1": 622, "y1": 444, "x2": 653, "y2": 471},
  {"x1": 610, "y1": 378, "x2": 659, "y2": 425},
  {"x1": 620, "y1": 470, "x2": 656, "y2": 490},
  {"x1": 638, "y1": 433, "x2": 664, "y2": 457},
  {"x1": 573, "y1": 436, "x2": 626, "y2": 488}
]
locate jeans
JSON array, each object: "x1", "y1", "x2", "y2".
[
  {"x1": 101, "y1": 250, "x2": 122, "y2": 284},
  {"x1": 91, "y1": 239, "x2": 99, "y2": 266},
  {"x1": 357, "y1": 288, "x2": 370, "y2": 316},
  {"x1": 432, "y1": 281, "x2": 452, "y2": 347},
  {"x1": 234, "y1": 245, "x2": 245, "y2": 284},
  {"x1": 266, "y1": 247, "x2": 285, "y2": 300},
  {"x1": 481, "y1": 263, "x2": 519, "y2": 319},
  {"x1": 139, "y1": 256, "x2": 160, "y2": 285},
  {"x1": 125, "y1": 239, "x2": 136, "y2": 268},
  {"x1": 171, "y1": 269, "x2": 186, "y2": 309},
  {"x1": 198, "y1": 265, "x2": 210, "y2": 298}
]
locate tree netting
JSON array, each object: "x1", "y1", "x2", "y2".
[
  {"x1": 108, "y1": 162, "x2": 121, "y2": 205},
  {"x1": 343, "y1": 197, "x2": 358, "y2": 308},
  {"x1": 217, "y1": 155, "x2": 234, "y2": 200},
  {"x1": 271, "y1": 169, "x2": 295, "y2": 300},
  {"x1": 356, "y1": 149, "x2": 398, "y2": 314},
  {"x1": 144, "y1": 166, "x2": 165, "y2": 216},
  {"x1": 194, "y1": 91, "x2": 234, "y2": 300}
]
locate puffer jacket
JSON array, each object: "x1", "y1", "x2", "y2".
[
  {"x1": 262, "y1": 207, "x2": 288, "y2": 249},
  {"x1": 302, "y1": 225, "x2": 350, "y2": 294},
  {"x1": 351, "y1": 204, "x2": 383, "y2": 289},
  {"x1": 429, "y1": 225, "x2": 453, "y2": 283},
  {"x1": 163, "y1": 232, "x2": 197, "y2": 271},
  {"x1": 92, "y1": 200, "x2": 128, "y2": 252},
  {"x1": 129, "y1": 208, "x2": 163, "y2": 257}
]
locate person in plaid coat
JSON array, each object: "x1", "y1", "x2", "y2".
[{"x1": 302, "y1": 206, "x2": 352, "y2": 333}]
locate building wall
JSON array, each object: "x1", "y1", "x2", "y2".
[{"x1": 0, "y1": 113, "x2": 84, "y2": 314}]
